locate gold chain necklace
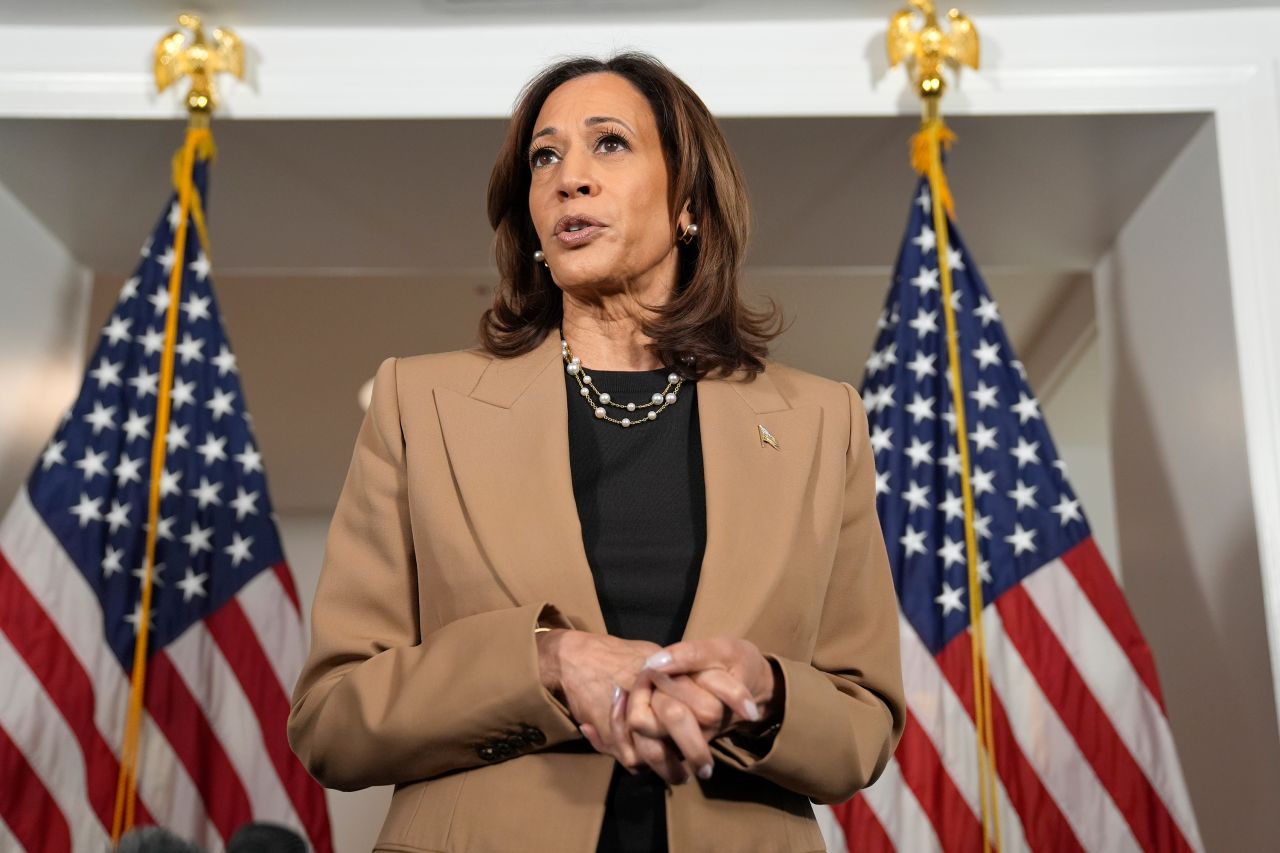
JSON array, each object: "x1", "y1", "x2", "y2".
[{"x1": 561, "y1": 337, "x2": 684, "y2": 428}]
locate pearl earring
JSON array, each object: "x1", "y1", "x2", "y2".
[
  {"x1": 678, "y1": 222, "x2": 699, "y2": 245},
  {"x1": 533, "y1": 249, "x2": 545, "y2": 263}
]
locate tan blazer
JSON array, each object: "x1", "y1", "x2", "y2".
[{"x1": 287, "y1": 330, "x2": 905, "y2": 853}]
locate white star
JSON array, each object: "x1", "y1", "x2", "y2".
[
  {"x1": 969, "y1": 381, "x2": 999, "y2": 411},
  {"x1": 147, "y1": 285, "x2": 172, "y2": 315},
  {"x1": 905, "y1": 393, "x2": 936, "y2": 424},
  {"x1": 910, "y1": 266, "x2": 940, "y2": 295},
  {"x1": 159, "y1": 468, "x2": 182, "y2": 498},
  {"x1": 946, "y1": 245, "x2": 965, "y2": 272},
  {"x1": 1006, "y1": 523, "x2": 1038, "y2": 556},
  {"x1": 212, "y1": 345, "x2": 238, "y2": 377},
  {"x1": 909, "y1": 308, "x2": 939, "y2": 337},
  {"x1": 940, "y1": 446, "x2": 962, "y2": 477},
  {"x1": 915, "y1": 187, "x2": 931, "y2": 215},
  {"x1": 1012, "y1": 360, "x2": 1027, "y2": 380},
  {"x1": 156, "y1": 245, "x2": 177, "y2": 274},
  {"x1": 1012, "y1": 393, "x2": 1042, "y2": 425},
  {"x1": 144, "y1": 516, "x2": 176, "y2": 541},
  {"x1": 938, "y1": 537, "x2": 965, "y2": 569},
  {"x1": 1010, "y1": 437, "x2": 1040, "y2": 468},
  {"x1": 70, "y1": 492, "x2": 104, "y2": 527},
  {"x1": 182, "y1": 522, "x2": 214, "y2": 556},
  {"x1": 128, "y1": 367, "x2": 159, "y2": 399},
  {"x1": 113, "y1": 454, "x2": 144, "y2": 487},
  {"x1": 900, "y1": 525, "x2": 928, "y2": 558},
  {"x1": 973, "y1": 512, "x2": 993, "y2": 539},
  {"x1": 224, "y1": 532, "x2": 254, "y2": 567},
  {"x1": 862, "y1": 386, "x2": 877, "y2": 413},
  {"x1": 170, "y1": 377, "x2": 197, "y2": 410},
  {"x1": 104, "y1": 499, "x2": 131, "y2": 534},
  {"x1": 949, "y1": 288, "x2": 963, "y2": 311},
  {"x1": 912, "y1": 224, "x2": 937, "y2": 254},
  {"x1": 195, "y1": 435, "x2": 228, "y2": 466},
  {"x1": 139, "y1": 236, "x2": 153, "y2": 258},
  {"x1": 180, "y1": 293, "x2": 212, "y2": 323},
  {"x1": 177, "y1": 568, "x2": 209, "y2": 603},
  {"x1": 167, "y1": 200, "x2": 183, "y2": 231},
  {"x1": 122, "y1": 409, "x2": 151, "y2": 443},
  {"x1": 865, "y1": 348, "x2": 885, "y2": 375},
  {"x1": 83, "y1": 401, "x2": 118, "y2": 435},
  {"x1": 970, "y1": 422, "x2": 999, "y2": 453},
  {"x1": 906, "y1": 351, "x2": 937, "y2": 382},
  {"x1": 188, "y1": 250, "x2": 211, "y2": 282},
  {"x1": 935, "y1": 582, "x2": 965, "y2": 616},
  {"x1": 1053, "y1": 458, "x2": 1070, "y2": 477},
  {"x1": 166, "y1": 422, "x2": 190, "y2": 452},
  {"x1": 876, "y1": 308, "x2": 892, "y2": 331},
  {"x1": 974, "y1": 295, "x2": 1000, "y2": 327},
  {"x1": 879, "y1": 342, "x2": 898, "y2": 369},
  {"x1": 1009, "y1": 479, "x2": 1039, "y2": 510},
  {"x1": 942, "y1": 407, "x2": 957, "y2": 433},
  {"x1": 971, "y1": 466, "x2": 995, "y2": 496},
  {"x1": 873, "y1": 385, "x2": 896, "y2": 413},
  {"x1": 120, "y1": 275, "x2": 141, "y2": 300},
  {"x1": 235, "y1": 443, "x2": 263, "y2": 474},
  {"x1": 89, "y1": 357, "x2": 123, "y2": 390},
  {"x1": 905, "y1": 437, "x2": 934, "y2": 468},
  {"x1": 102, "y1": 315, "x2": 133, "y2": 346},
  {"x1": 870, "y1": 425, "x2": 894, "y2": 454},
  {"x1": 41, "y1": 439, "x2": 67, "y2": 470},
  {"x1": 1052, "y1": 495, "x2": 1084, "y2": 526},
  {"x1": 190, "y1": 476, "x2": 223, "y2": 509},
  {"x1": 230, "y1": 486, "x2": 260, "y2": 521},
  {"x1": 902, "y1": 480, "x2": 931, "y2": 512},
  {"x1": 102, "y1": 545, "x2": 125, "y2": 577},
  {"x1": 123, "y1": 600, "x2": 156, "y2": 635},
  {"x1": 75, "y1": 447, "x2": 109, "y2": 481},
  {"x1": 205, "y1": 388, "x2": 236, "y2": 422},
  {"x1": 140, "y1": 326, "x2": 165, "y2": 356},
  {"x1": 941, "y1": 490, "x2": 963, "y2": 521},
  {"x1": 973, "y1": 339, "x2": 1001, "y2": 370},
  {"x1": 175, "y1": 333, "x2": 205, "y2": 365}
]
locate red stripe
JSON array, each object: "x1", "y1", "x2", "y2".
[
  {"x1": 272, "y1": 561, "x2": 301, "y2": 615},
  {"x1": 0, "y1": 724, "x2": 72, "y2": 852},
  {"x1": 832, "y1": 793, "x2": 895, "y2": 852},
  {"x1": 205, "y1": 600, "x2": 333, "y2": 853},
  {"x1": 936, "y1": 628, "x2": 1083, "y2": 852},
  {"x1": 1060, "y1": 538, "x2": 1166, "y2": 709},
  {"x1": 0, "y1": 549, "x2": 153, "y2": 830},
  {"x1": 997, "y1": 586, "x2": 1193, "y2": 853},
  {"x1": 894, "y1": 712, "x2": 982, "y2": 853},
  {"x1": 143, "y1": 651, "x2": 252, "y2": 843}
]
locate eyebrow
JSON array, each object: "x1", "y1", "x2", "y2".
[{"x1": 531, "y1": 115, "x2": 636, "y2": 142}]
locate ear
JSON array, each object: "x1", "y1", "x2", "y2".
[{"x1": 677, "y1": 199, "x2": 694, "y2": 230}]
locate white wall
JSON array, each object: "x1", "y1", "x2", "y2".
[
  {"x1": 0, "y1": 179, "x2": 91, "y2": 508},
  {"x1": 1094, "y1": 117, "x2": 1280, "y2": 852}
]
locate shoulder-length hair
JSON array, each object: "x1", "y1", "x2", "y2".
[{"x1": 479, "y1": 51, "x2": 783, "y2": 380}]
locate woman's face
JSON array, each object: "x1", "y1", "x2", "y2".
[{"x1": 527, "y1": 72, "x2": 688, "y2": 300}]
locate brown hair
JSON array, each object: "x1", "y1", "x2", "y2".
[{"x1": 479, "y1": 51, "x2": 783, "y2": 380}]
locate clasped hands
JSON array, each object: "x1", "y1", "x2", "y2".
[{"x1": 535, "y1": 630, "x2": 781, "y2": 785}]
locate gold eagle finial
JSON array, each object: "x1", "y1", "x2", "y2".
[
  {"x1": 154, "y1": 13, "x2": 244, "y2": 122},
  {"x1": 887, "y1": 0, "x2": 979, "y2": 115}
]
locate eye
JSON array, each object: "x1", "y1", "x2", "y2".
[
  {"x1": 529, "y1": 147, "x2": 559, "y2": 169},
  {"x1": 595, "y1": 131, "x2": 630, "y2": 154}
]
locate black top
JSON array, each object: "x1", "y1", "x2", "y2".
[{"x1": 564, "y1": 362, "x2": 707, "y2": 853}]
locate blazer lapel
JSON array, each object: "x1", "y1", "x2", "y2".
[{"x1": 433, "y1": 331, "x2": 823, "y2": 644}]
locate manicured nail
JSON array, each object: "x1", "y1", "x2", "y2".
[
  {"x1": 744, "y1": 699, "x2": 760, "y2": 721},
  {"x1": 612, "y1": 684, "x2": 623, "y2": 705},
  {"x1": 645, "y1": 651, "x2": 673, "y2": 670},
  {"x1": 697, "y1": 763, "x2": 714, "y2": 780}
]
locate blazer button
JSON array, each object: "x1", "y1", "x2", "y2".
[
  {"x1": 494, "y1": 739, "x2": 516, "y2": 758},
  {"x1": 476, "y1": 743, "x2": 498, "y2": 762},
  {"x1": 520, "y1": 724, "x2": 545, "y2": 745}
]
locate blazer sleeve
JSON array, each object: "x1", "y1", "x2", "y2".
[
  {"x1": 286, "y1": 356, "x2": 583, "y2": 791},
  {"x1": 708, "y1": 381, "x2": 906, "y2": 804}
]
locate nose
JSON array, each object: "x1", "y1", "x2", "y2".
[{"x1": 555, "y1": 147, "x2": 598, "y2": 199}]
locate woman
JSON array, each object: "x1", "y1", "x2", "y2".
[{"x1": 287, "y1": 53, "x2": 904, "y2": 853}]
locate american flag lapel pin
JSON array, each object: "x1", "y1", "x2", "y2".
[{"x1": 758, "y1": 424, "x2": 780, "y2": 450}]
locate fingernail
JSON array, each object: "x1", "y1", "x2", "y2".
[
  {"x1": 744, "y1": 700, "x2": 760, "y2": 721},
  {"x1": 697, "y1": 763, "x2": 713, "y2": 780},
  {"x1": 612, "y1": 684, "x2": 623, "y2": 705},
  {"x1": 645, "y1": 651, "x2": 672, "y2": 669}
]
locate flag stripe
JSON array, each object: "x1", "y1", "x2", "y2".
[
  {"x1": 0, "y1": 724, "x2": 73, "y2": 853},
  {"x1": 984, "y1": 607, "x2": 1141, "y2": 852},
  {"x1": 1059, "y1": 539, "x2": 1166, "y2": 709},
  {"x1": 235, "y1": 565, "x2": 307, "y2": 704},
  {"x1": 0, "y1": 548, "x2": 153, "y2": 830},
  {"x1": 144, "y1": 651, "x2": 253, "y2": 843},
  {"x1": 205, "y1": 599, "x2": 333, "y2": 853},
  {"x1": 856, "y1": 755, "x2": 944, "y2": 853},
  {"x1": 831, "y1": 795, "x2": 894, "y2": 853},
  {"x1": 997, "y1": 585, "x2": 1194, "y2": 853},
  {"x1": 0, "y1": 629, "x2": 109, "y2": 851},
  {"x1": 896, "y1": 711, "x2": 983, "y2": 853},
  {"x1": 164, "y1": 623, "x2": 302, "y2": 834},
  {"x1": 273, "y1": 562, "x2": 302, "y2": 615}
]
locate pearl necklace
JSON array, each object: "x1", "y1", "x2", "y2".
[{"x1": 561, "y1": 338, "x2": 684, "y2": 428}]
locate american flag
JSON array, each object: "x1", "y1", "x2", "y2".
[
  {"x1": 824, "y1": 174, "x2": 1203, "y2": 852},
  {"x1": 0, "y1": 140, "x2": 332, "y2": 851}
]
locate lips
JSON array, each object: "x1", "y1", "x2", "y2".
[{"x1": 554, "y1": 214, "x2": 606, "y2": 247}]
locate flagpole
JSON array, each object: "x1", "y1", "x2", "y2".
[
  {"x1": 888, "y1": 4, "x2": 1003, "y2": 851},
  {"x1": 111, "y1": 14, "x2": 242, "y2": 842}
]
